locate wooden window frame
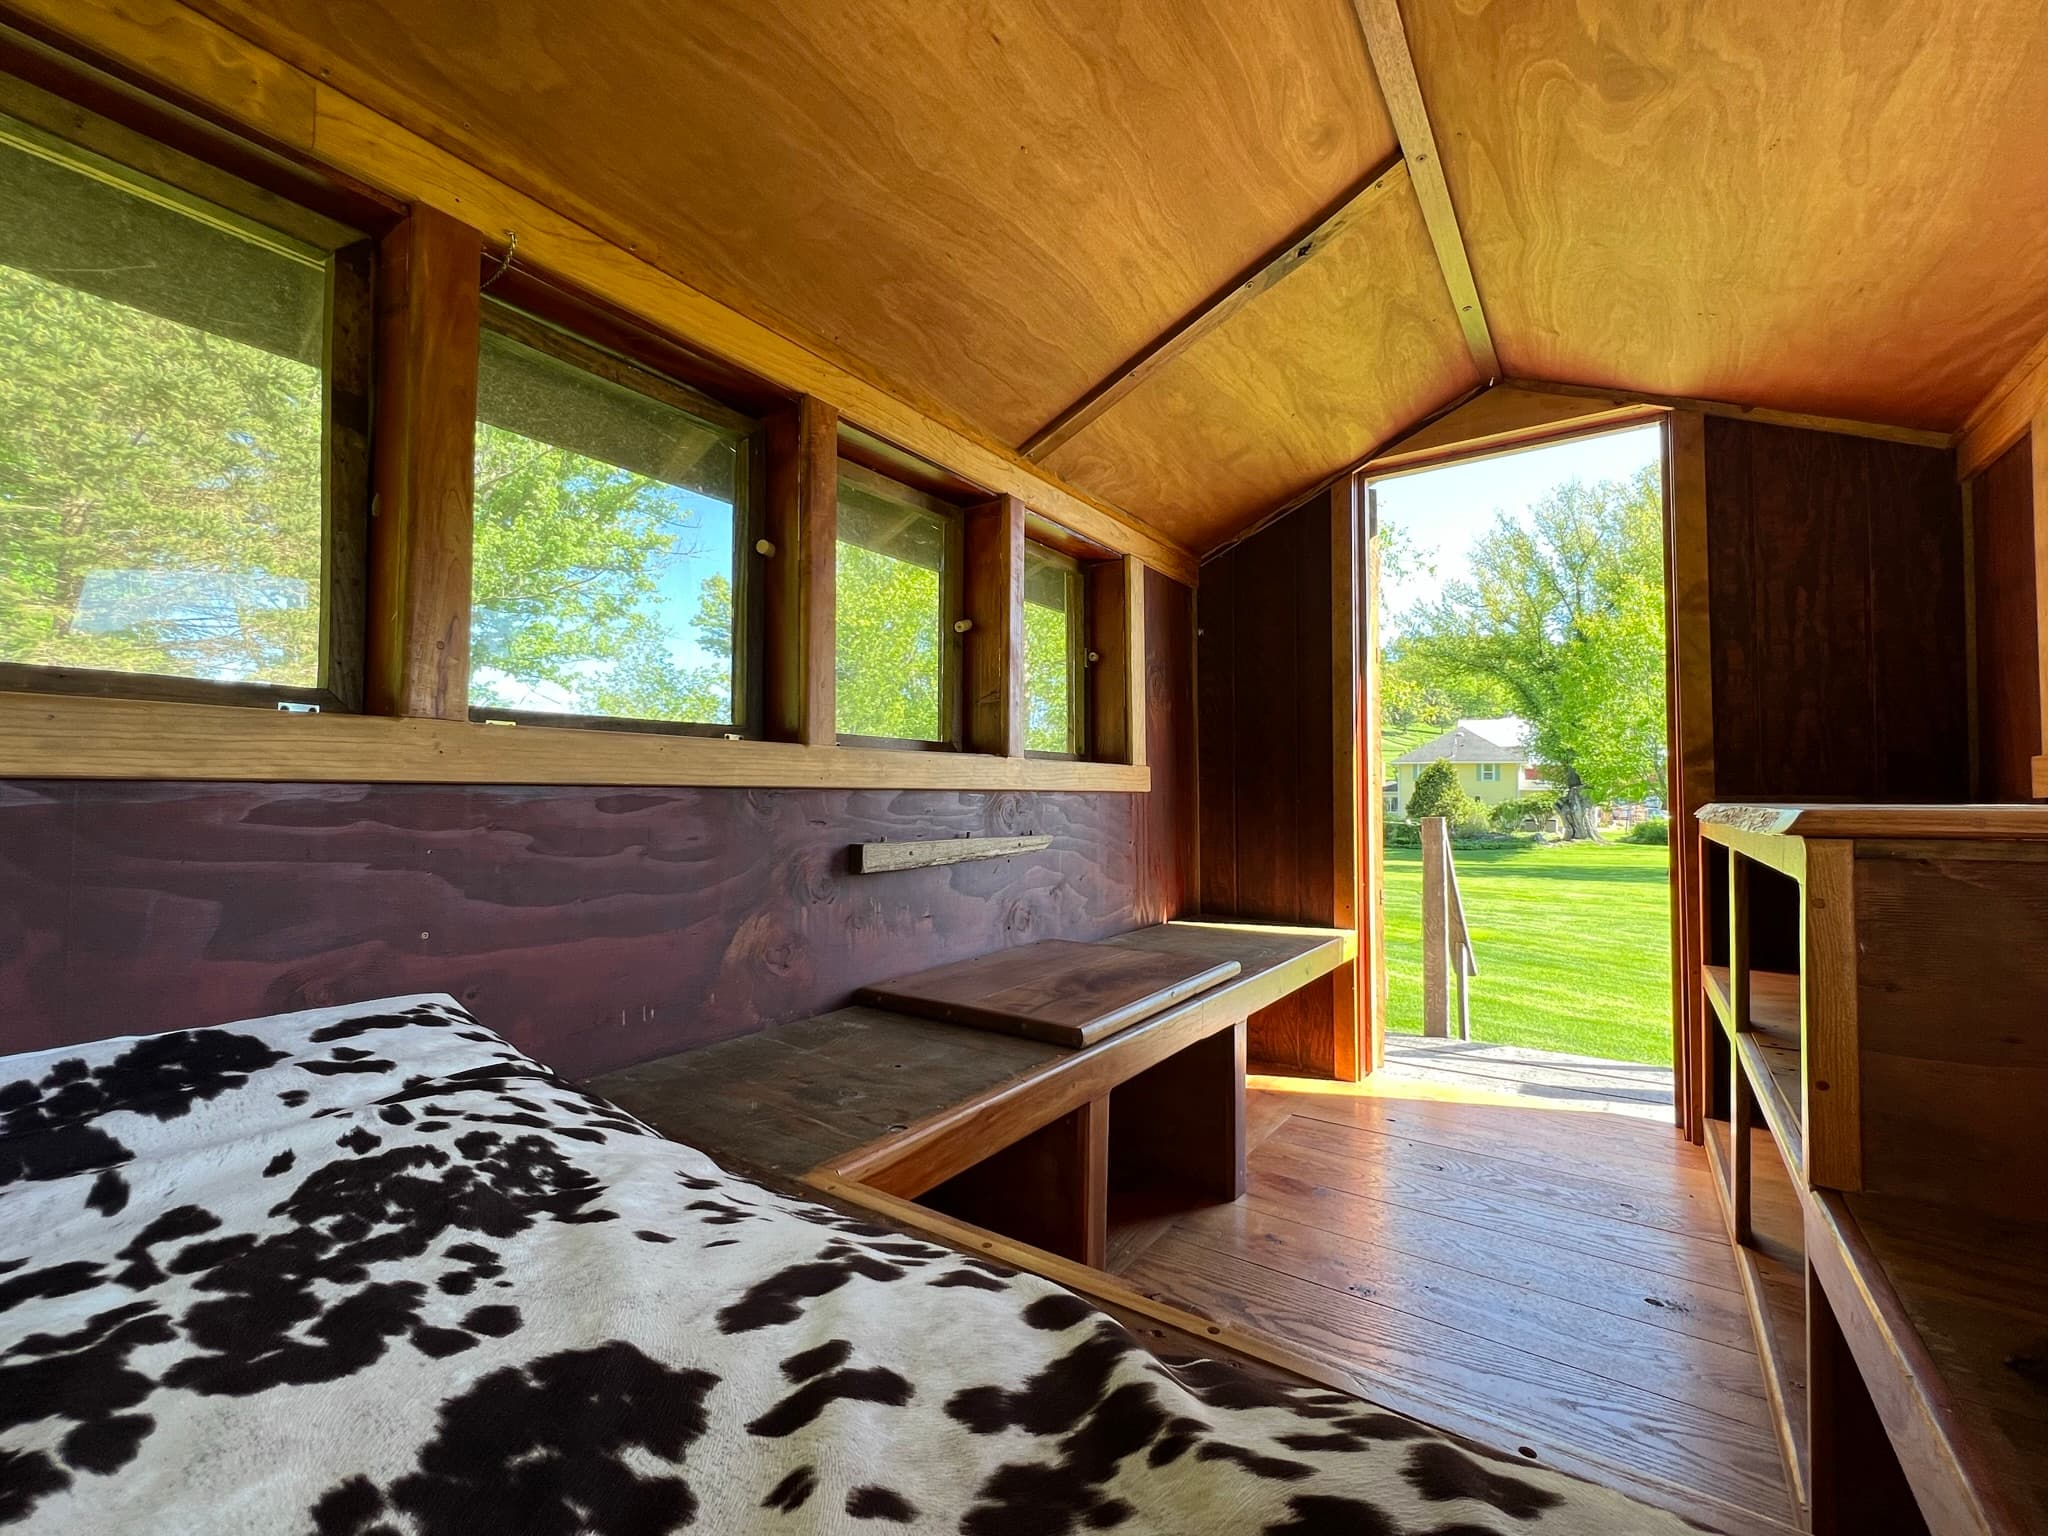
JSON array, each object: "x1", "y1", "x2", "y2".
[
  {"x1": 1022, "y1": 539, "x2": 1088, "y2": 761},
  {"x1": 0, "y1": 66, "x2": 375, "y2": 714},
  {"x1": 0, "y1": 32, "x2": 1155, "y2": 794},
  {"x1": 832, "y1": 460, "x2": 970, "y2": 753},
  {"x1": 466, "y1": 296, "x2": 768, "y2": 740}
]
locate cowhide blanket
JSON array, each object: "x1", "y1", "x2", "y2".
[{"x1": 1, "y1": 995, "x2": 1706, "y2": 1534}]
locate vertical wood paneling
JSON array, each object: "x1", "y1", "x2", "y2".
[
  {"x1": 367, "y1": 206, "x2": 482, "y2": 720},
  {"x1": 1971, "y1": 436, "x2": 2040, "y2": 799},
  {"x1": 1197, "y1": 485, "x2": 1361, "y2": 1078},
  {"x1": 1704, "y1": 420, "x2": 1967, "y2": 802}
]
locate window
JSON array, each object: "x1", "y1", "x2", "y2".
[
  {"x1": 835, "y1": 469, "x2": 956, "y2": 744},
  {"x1": 469, "y1": 304, "x2": 756, "y2": 731},
  {"x1": 1477, "y1": 763, "x2": 1500, "y2": 782},
  {"x1": 0, "y1": 109, "x2": 361, "y2": 703},
  {"x1": 1022, "y1": 542, "x2": 1084, "y2": 755}
]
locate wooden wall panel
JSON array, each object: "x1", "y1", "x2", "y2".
[
  {"x1": 1703, "y1": 420, "x2": 1968, "y2": 802},
  {"x1": 1970, "y1": 437, "x2": 2040, "y2": 800},
  {"x1": 0, "y1": 581, "x2": 1194, "y2": 1080},
  {"x1": 1197, "y1": 487, "x2": 1360, "y2": 1077}
]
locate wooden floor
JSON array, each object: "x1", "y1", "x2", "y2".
[{"x1": 1105, "y1": 1062, "x2": 1798, "y2": 1535}]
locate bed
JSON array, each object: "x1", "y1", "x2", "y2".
[{"x1": 1, "y1": 994, "x2": 1706, "y2": 1533}]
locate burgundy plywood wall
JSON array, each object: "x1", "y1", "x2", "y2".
[
  {"x1": 0, "y1": 572, "x2": 1194, "y2": 1079},
  {"x1": 1704, "y1": 418, "x2": 1969, "y2": 802},
  {"x1": 1969, "y1": 434, "x2": 2039, "y2": 801}
]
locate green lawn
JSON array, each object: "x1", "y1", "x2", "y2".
[{"x1": 1382, "y1": 839, "x2": 1671, "y2": 1064}]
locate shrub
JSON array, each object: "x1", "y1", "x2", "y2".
[
  {"x1": 1405, "y1": 760, "x2": 1485, "y2": 829},
  {"x1": 1623, "y1": 818, "x2": 1670, "y2": 845},
  {"x1": 1488, "y1": 791, "x2": 1559, "y2": 832},
  {"x1": 1384, "y1": 819, "x2": 1422, "y2": 849}
]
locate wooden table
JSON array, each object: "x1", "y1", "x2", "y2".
[{"x1": 589, "y1": 920, "x2": 1350, "y2": 1267}]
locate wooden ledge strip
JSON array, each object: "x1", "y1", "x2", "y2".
[{"x1": 0, "y1": 692, "x2": 1150, "y2": 792}]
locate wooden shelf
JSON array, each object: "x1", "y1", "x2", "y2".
[
  {"x1": 1706, "y1": 1117, "x2": 1810, "y2": 1517},
  {"x1": 1738, "y1": 1029, "x2": 1805, "y2": 1181},
  {"x1": 1819, "y1": 1192, "x2": 2048, "y2": 1534},
  {"x1": 1701, "y1": 963, "x2": 1799, "y2": 1043}
]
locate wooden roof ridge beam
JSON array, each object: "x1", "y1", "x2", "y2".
[
  {"x1": 1020, "y1": 151, "x2": 1408, "y2": 461},
  {"x1": 1347, "y1": 0, "x2": 1500, "y2": 382}
]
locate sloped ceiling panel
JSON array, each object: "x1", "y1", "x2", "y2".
[
  {"x1": 1042, "y1": 174, "x2": 1482, "y2": 551},
  {"x1": 1404, "y1": 0, "x2": 2048, "y2": 431},
  {"x1": 187, "y1": 0, "x2": 1401, "y2": 455}
]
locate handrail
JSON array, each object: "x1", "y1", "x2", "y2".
[{"x1": 1420, "y1": 816, "x2": 1479, "y2": 1040}]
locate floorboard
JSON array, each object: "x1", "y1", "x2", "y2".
[{"x1": 1109, "y1": 1059, "x2": 1797, "y2": 1530}]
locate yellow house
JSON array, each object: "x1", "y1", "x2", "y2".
[{"x1": 1390, "y1": 717, "x2": 1543, "y2": 819}]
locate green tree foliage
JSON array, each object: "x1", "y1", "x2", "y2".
[
  {"x1": 1023, "y1": 598, "x2": 1072, "y2": 753},
  {"x1": 1405, "y1": 759, "x2": 1485, "y2": 828},
  {"x1": 0, "y1": 268, "x2": 322, "y2": 683},
  {"x1": 470, "y1": 423, "x2": 732, "y2": 723},
  {"x1": 1488, "y1": 790, "x2": 1559, "y2": 832},
  {"x1": 1376, "y1": 516, "x2": 1508, "y2": 730},
  {"x1": 834, "y1": 541, "x2": 941, "y2": 740},
  {"x1": 1393, "y1": 465, "x2": 1666, "y2": 836}
]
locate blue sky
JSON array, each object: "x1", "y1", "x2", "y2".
[{"x1": 1370, "y1": 424, "x2": 1661, "y2": 639}]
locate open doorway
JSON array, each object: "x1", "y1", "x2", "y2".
[{"x1": 1367, "y1": 424, "x2": 1674, "y2": 1113}]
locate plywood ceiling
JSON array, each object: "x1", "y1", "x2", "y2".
[
  {"x1": 183, "y1": 0, "x2": 1397, "y2": 442},
  {"x1": 1403, "y1": 0, "x2": 2048, "y2": 432},
  {"x1": 173, "y1": 0, "x2": 2048, "y2": 556},
  {"x1": 1043, "y1": 169, "x2": 1480, "y2": 548}
]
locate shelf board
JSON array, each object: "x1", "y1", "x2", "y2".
[
  {"x1": 1738, "y1": 1029, "x2": 1805, "y2": 1181},
  {"x1": 1701, "y1": 963, "x2": 1799, "y2": 1043},
  {"x1": 1706, "y1": 1118, "x2": 1810, "y2": 1517},
  {"x1": 1819, "y1": 1191, "x2": 2048, "y2": 1534}
]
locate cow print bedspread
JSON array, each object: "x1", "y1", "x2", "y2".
[{"x1": 1, "y1": 994, "x2": 1708, "y2": 1534}]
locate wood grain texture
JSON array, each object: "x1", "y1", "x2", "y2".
[
  {"x1": 1043, "y1": 177, "x2": 1480, "y2": 551},
  {"x1": 1666, "y1": 413, "x2": 1714, "y2": 1139},
  {"x1": 1368, "y1": 382, "x2": 1665, "y2": 476},
  {"x1": 1956, "y1": 328, "x2": 2048, "y2": 481},
  {"x1": 763, "y1": 396, "x2": 838, "y2": 747},
  {"x1": 8, "y1": 0, "x2": 1197, "y2": 581},
  {"x1": 1198, "y1": 489, "x2": 1364, "y2": 1077},
  {"x1": 1698, "y1": 804, "x2": 2048, "y2": 842},
  {"x1": 1402, "y1": 0, "x2": 2048, "y2": 433},
  {"x1": 0, "y1": 565, "x2": 1195, "y2": 1071},
  {"x1": 1801, "y1": 841, "x2": 1859, "y2": 1191},
  {"x1": 1969, "y1": 437, "x2": 2040, "y2": 800},
  {"x1": 919, "y1": 1094, "x2": 1109, "y2": 1266},
  {"x1": 0, "y1": 692, "x2": 1149, "y2": 792},
  {"x1": 176, "y1": 0, "x2": 1396, "y2": 452},
  {"x1": 1110, "y1": 1019, "x2": 1247, "y2": 1203},
  {"x1": 1345, "y1": 0, "x2": 1498, "y2": 378},
  {"x1": 856, "y1": 940, "x2": 1239, "y2": 1048},
  {"x1": 962, "y1": 494, "x2": 1025, "y2": 756},
  {"x1": 1704, "y1": 419, "x2": 1968, "y2": 803},
  {"x1": 366, "y1": 205, "x2": 480, "y2": 720},
  {"x1": 1084, "y1": 556, "x2": 1146, "y2": 768},
  {"x1": 850, "y1": 834, "x2": 1049, "y2": 875}
]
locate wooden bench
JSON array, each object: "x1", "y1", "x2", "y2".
[
  {"x1": 1697, "y1": 804, "x2": 2048, "y2": 1536},
  {"x1": 589, "y1": 919, "x2": 1351, "y2": 1267}
]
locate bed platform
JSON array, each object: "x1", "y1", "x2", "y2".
[{"x1": 0, "y1": 991, "x2": 1720, "y2": 1533}]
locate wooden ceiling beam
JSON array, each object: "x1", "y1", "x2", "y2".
[
  {"x1": 1512, "y1": 380, "x2": 1952, "y2": 452},
  {"x1": 1020, "y1": 152, "x2": 1407, "y2": 461},
  {"x1": 1956, "y1": 324, "x2": 2048, "y2": 481},
  {"x1": 1347, "y1": 0, "x2": 1499, "y2": 383}
]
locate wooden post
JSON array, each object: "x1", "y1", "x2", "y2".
[
  {"x1": 1086, "y1": 554, "x2": 1147, "y2": 766},
  {"x1": 763, "y1": 396, "x2": 839, "y2": 745},
  {"x1": 963, "y1": 494, "x2": 1026, "y2": 755},
  {"x1": 1421, "y1": 815, "x2": 1450, "y2": 1037},
  {"x1": 367, "y1": 206, "x2": 482, "y2": 720}
]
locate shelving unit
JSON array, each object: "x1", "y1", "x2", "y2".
[{"x1": 1695, "y1": 804, "x2": 2048, "y2": 1536}]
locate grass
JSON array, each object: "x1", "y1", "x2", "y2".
[{"x1": 1382, "y1": 839, "x2": 1671, "y2": 1064}]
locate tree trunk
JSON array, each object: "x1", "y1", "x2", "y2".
[{"x1": 1557, "y1": 770, "x2": 1596, "y2": 840}]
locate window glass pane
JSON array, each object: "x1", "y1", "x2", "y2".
[
  {"x1": 836, "y1": 477, "x2": 945, "y2": 741},
  {"x1": 1023, "y1": 544, "x2": 1082, "y2": 754},
  {"x1": 0, "y1": 115, "x2": 327, "y2": 687},
  {"x1": 471, "y1": 324, "x2": 744, "y2": 725}
]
